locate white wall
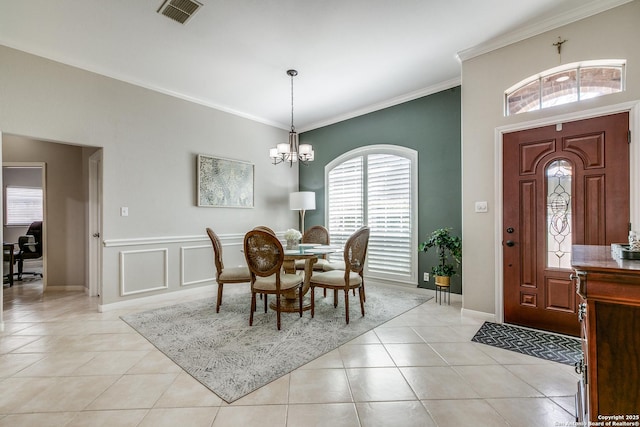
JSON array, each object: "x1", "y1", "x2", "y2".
[
  {"x1": 461, "y1": 1, "x2": 640, "y2": 316},
  {"x1": 0, "y1": 45, "x2": 299, "y2": 307}
]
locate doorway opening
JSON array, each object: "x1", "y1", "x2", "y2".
[{"x1": 1, "y1": 133, "x2": 104, "y2": 327}]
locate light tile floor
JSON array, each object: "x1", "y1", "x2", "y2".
[{"x1": 1, "y1": 281, "x2": 579, "y2": 427}]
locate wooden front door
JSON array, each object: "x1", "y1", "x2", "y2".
[{"x1": 503, "y1": 113, "x2": 629, "y2": 336}]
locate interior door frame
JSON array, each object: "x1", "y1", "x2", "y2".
[
  {"x1": 2, "y1": 161, "x2": 48, "y2": 291},
  {"x1": 494, "y1": 100, "x2": 640, "y2": 324},
  {"x1": 88, "y1": 150, "x2": 103, "y2": 299}
]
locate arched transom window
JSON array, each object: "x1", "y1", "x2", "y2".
[{"x1": 505, "y1": 60, "x2": 625, "y2": 116}]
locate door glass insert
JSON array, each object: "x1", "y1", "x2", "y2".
[{"x1": 547, "y1": 160, "x2": 572, "y2": 269}]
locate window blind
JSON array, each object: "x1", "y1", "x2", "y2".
[
  {"x1": 327, "y1": 152, "x2": 414, "y2": 281},
  {"x1": 327, "y1": 156, "x2": 364, "y2": 252},
  {"x1": 5, "y1": 186, "x2": 43, "y2": 226},
  {"x1": 367, "y1": 154, "x2": 412, "y2": 278}
]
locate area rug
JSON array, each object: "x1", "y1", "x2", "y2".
[
  {"x1": 121, "y1": 284, "x2": 431, "y2": 403},
  {"x1": 471, "y1": 321, "x2": 581, "y2": 365}
]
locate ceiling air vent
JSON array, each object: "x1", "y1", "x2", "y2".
[{"x1": 157, "y1": 0, "x2": 203, "y2": 24}]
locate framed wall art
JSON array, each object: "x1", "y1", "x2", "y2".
[{"x1": 197, "y1": 154, "x2": 254, "y2": 208}]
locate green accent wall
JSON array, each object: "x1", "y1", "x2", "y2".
[{"x1": 299, "y1": 86, "x2": 462, "y2": 293}]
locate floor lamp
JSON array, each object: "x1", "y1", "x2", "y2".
[{"x1": 290, "y1": 191, "x2": 315, "y2": 232}]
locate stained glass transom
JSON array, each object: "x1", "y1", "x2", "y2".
[{"x1": 547, "y1": 160, "x2": 572, "y2": 269}]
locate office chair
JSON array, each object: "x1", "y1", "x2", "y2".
[{"x1": 15, "y1": 221, "x2": 44, "y2": 280}]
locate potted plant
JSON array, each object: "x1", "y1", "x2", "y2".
[{"x1": 419, "y1": 227, "x2": 462, "y2": 286}]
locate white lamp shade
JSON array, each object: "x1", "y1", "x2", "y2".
[
  {"x1": 298, "y1": 144, "x2": 312, "y2": 155},
  {"x1": 269, "y1": 148, "x2": 278, "y2": 158},
  {"x1": 277, "y1": 143, "x2": 290, "y2": 154},
  {"x1": 290, "y1": 191, "x2": 316, "y2": 211}
]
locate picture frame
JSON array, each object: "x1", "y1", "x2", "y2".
[{"x1": 197, "y1": 154, "x2": 254, "y2": 208}]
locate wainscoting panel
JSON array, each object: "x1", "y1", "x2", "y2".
[
  {"x1": 102, "y1": 233, "x2": 253, "y2": 306},
  {"x1": 181, "y1": 245, "x2": 215, "y2": 287},
  {"x1": 120, "y1": 248, "x2": 169, "y2": 296}
]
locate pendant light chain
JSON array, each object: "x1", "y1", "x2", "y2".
[{"x1": 290, "y1": 72, "x2": 295, "y2": 132}]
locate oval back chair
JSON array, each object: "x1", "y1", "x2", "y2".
[
  {"x1": 309, "y1": 226, "x2": 370, "y2": 324},
  {"x1": 206, "y1": 228, "x2": 251, "y2": 313},
  {"x1": 244, "y1": 229, "x2": 303, "y2": 330}
]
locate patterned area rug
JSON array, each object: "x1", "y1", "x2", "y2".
[
  {"x1": 121, "y1": 284, "x2": 431, "y2": 403},
  {"x1": 471, "y1": 321, "x2": 581, "y2": 365}
]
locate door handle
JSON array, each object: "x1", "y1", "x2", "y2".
[
  {"x1": 505, "y1": 240, "x2": 515, "y2": 247},
  {"x1": 93, "y1": 232, "x2": 101, "y2": 238}
]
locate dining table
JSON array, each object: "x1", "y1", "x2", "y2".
[{"x1": 271, "y1": 244, "x2": 341, "y2": 313}]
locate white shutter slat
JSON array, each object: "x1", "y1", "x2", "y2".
[{"x1": 367, "y1": 154, "x2": 412, "y2": 279}]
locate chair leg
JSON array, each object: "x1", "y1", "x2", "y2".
[
  {"x1": 333, "y1": 289, "x2": 338, "y2": 307},
  {"x1": 264, "y1": 294, "x2": 268, "y2": 313},
  {"x1": 323, "y1": 288, "x2": 327, "y2": 298},
  {"x1": 276, "y1": 295, "x2": 281, "y2": 330},
  {"x1": 216, "y1": 283, "x2": 223, "y2": 313},
  {"x1": 359, "y1": 287, "x2": 365, "y2": 317},
  {"x1": 361, "y1": 280, "x2": 366, "y2": 302},
  {"x1": 298, "y1": 285, "x2": 303, "y2": 318},
  {"x1": 310, "y1": 286, "x2": 316, "y2": 318},
  {"x1": 344, "y1": 289, "x2": 350, "y2": 324},
  {"x1": 249, "y1": 292, "x2": 256, "y2": 326}
]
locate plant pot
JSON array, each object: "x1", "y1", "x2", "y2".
[
  {"x1": 286, "y1": 239, "x2": 299, "y2": 250},
  {"x1": 435, "y1": 275, "x2": 450, "y2": 287}
]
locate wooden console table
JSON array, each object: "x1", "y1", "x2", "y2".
[{"x1": 571, "y1": 245, "x2": 640, "y2": 423}]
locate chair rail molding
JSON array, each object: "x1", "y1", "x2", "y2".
[{"x1": 105, "y1": 233, "x2": 245, "y2": 247}]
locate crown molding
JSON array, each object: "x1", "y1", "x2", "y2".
[
  {"x1": 457, "y1": 0, "x2": 634, "y2": 62},
  {"x1": 300, "y1": 77, "x2": 461, "y2": 132}
]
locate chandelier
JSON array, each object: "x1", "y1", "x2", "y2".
[{"x1": 269, "y1": 69, "x2": 314, "y2": 166}]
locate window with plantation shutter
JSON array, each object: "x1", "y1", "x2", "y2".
[
  {"x1": 5, "y1": 186, "x2": 43, "y2": 226},
  {"x1": 327, "y1": 157, "x2": 364, "y2": 249},
  {"x1": 326, "y1": 146, "x2": 417, "y2": 285}
]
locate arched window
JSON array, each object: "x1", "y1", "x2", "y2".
[
  {"x1": 326, "y1": 145, "x2": 417, "y2": 285},
  {"x1": 506, "y1": 60, "x2": 625, "y2": 116}
]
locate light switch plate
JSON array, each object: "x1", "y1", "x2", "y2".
[
  {"x1": 120, "y1": 207, "x2": 129, "y2": 217},
  {"x1": 475, "y1": 201, "x2": 488, "y2": 213}
]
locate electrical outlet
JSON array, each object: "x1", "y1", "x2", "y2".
[{"x1": 423, "y1": 272, "x2": 429, "y2": 282}]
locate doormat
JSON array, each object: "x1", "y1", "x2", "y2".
[{"x1": 471, "y1": 321, "x2": 581, "y2": 365}]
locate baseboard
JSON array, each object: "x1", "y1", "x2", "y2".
[
  {"x1": 45, "y1": 285, "x2": 85, "y2": 292},
  {"x1": 98, "y1": 284, "x2": 214, "y2": 312},
  {"x1": 461, "y1": 307, "x2": 496, "y2": 322}
]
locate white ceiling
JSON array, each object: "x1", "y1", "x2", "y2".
[{"x1": 0, "y1": 0, "x2": 630, "y2": 131}]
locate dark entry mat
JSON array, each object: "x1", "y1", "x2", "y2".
[{"x1": 471, "y1": 321, "x2": 581, "y2": 366}]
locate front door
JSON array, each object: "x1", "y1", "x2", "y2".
[{"x1": 503, "y1": 112, "x2": 629, "y2": 336}]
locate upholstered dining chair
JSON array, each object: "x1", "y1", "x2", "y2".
[
  {"x1": 206, "y1": 228, "x2": 251, "y2": 313},
  {"x1": 295, "y1": 225, "x2": 331, "y2": 272},
  {"x1": 253, "y1": 225, "x2": 276, "y2": 235},
  {"x1": 309, "y1": 226, "x2": 370, "y2": 324},
  {"x1": 244, "y1": 229, "x2": 303, "y2": 330}
]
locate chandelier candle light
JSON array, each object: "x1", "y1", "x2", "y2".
[{"x1": 269, "y1": 69, "x2": 314, "y2": 166}]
